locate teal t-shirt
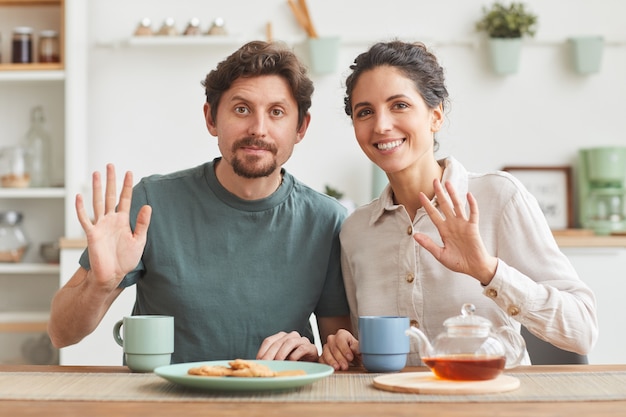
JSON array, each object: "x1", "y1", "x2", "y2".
[{"x1": 80, "y1": 158, "x2": 349, "y2": 363}]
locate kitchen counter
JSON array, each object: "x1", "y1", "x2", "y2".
[
  {"x1": 59, "y1": 237, "x2": 88, "y2": 249},
  {"x1": 60, "y1": 232, "x2": 626, "y2": 250},
  {"x1": 552, "y1": 230, "x2": 626, "y2": 247}
]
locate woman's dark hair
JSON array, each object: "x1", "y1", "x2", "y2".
[
  {"x1": 344, "y1": 40, "x2": 449, "y2": 117},
  {"x1": 202, "y1": 41, "x2": 314, "y2": 129}
]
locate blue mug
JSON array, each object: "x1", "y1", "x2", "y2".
[{"x1": 359, "y1": 316, "x2": 410, "y2": 372}]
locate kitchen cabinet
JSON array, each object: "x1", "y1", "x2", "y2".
[
  {"x1": 560, "y1": 245, "x2": 626, "y2": 364},
  {"x1": 0, "y1": 0, "x2": 64, "y2": 71},
  {"x1": 0, "y1": 0, "x2": 86, "y2": 365}
]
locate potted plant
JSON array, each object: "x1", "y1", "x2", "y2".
[
  {"x1": 568, "y1": 35, "x2": 604, "y2": 75},
  {"x1": 475, "y1": 2, "x2": 538, "y2": 75},
  {"x1": 324, "y1": 185, "x2": 355, "y2": 213}
]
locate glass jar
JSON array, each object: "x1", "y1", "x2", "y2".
[
  {"x1": 12, "y1": 26, "x2": 34, "y2": 63},
  {"x1": 38, "y1": 30, "x2": 60, "y2": 63},
  {"x1": 0, "y1": 211, "x2": 29, "y2": 263},
  {"x1": 0, "y1": 146, "x2": 31, "y2": 188},
  {"x1": 207, "y1": 17, "x2": 227, "y2": 35},
  {"x1": 157, "y1": 18, "x2": 178, "y2": 36},
  {"x1": 23, "y1": 106, "x2": 51, "y2": 187},
  {"x1": 134, "y1": 18, "x2": 153, "y2": 36},
  {"x1": 183, "y1": 18, "x2": 202, "y2": 36}
]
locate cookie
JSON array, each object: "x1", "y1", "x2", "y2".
[
  {"x1": 187, "y1": 359, "x2": 304, "y2": 378},
  {"x1": 229, "y1": 359, "x2": 276, "y2": 377},
  {"x1": 187, "y1": 365, "x2": 234, "y2": 377}
]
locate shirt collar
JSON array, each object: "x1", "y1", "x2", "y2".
[{"x1": 367, "y1": 157, "x2": 469, "y2": 225}]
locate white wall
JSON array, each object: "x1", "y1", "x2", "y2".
[{"x1": 83, "y1": 0, "x2": 626, "y2": 210}]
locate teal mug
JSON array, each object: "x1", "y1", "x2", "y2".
[{"x1": 113, "y1": 315, "x2": 174, "y2": 372}]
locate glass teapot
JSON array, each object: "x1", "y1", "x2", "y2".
[{"x1": 405, "y1": 303, "x2": 526, "y2": 381}]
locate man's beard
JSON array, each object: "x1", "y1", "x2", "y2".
[{"x1": 230, "y1": 137, "x2": 278, "y2": 179}]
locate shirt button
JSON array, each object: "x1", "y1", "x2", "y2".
[
  {"x1": 486, "y1": 288, "x2": 498, "y2": 298},
  {"x1": 410, "y1": 320, "x2": 419, "y2": 328},
  {"x1": 407, "y1": 226, "x2": 413, "y2": 235},
  {"x1": 507, "y1": 306, "x2": 521, "y2": 316},
  {"x1": 406, "y1": 273, "x2": 415, "y2": 283}
]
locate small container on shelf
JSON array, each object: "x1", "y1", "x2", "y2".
[
  {"x1": 183, "y1": 18, "x2": 202, "y2": 36},
  {"x1": 23, "y1": 106, "x2": 51, "y2": 188},
  {"x1": 0, "y1": 146, "x2": 30, "y2": 188},
  {"x1": 38, "y1": 30, "x2": 60, "y2": 63},
  {"x1": 134, "y1": 18, "x2": 153, "y2": 36},
  {"x1": 157, "y1": 18, "x2": 179, "y2": 36},
  {"x1": 207, "y1": 17, "x2": 227, "y2": 36},
  {"x1": 39, "y1": 241, "x2": 60, "y2": 264},
  {"x1": 11, "y1": 26, "x2": 34, "y2": 64},
  {"x1": 0, "y1": 211, "x2": 29, "y2": 263},
  {"x1": 21, "y1": 333, "x2": 58, "y2": 365}
]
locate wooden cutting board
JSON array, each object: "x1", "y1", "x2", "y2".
[{"x1": 373, "y1": 372, "x2": 520, "y2": 395}]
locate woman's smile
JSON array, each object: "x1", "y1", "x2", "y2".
[{"x1": 376, "y1": 138, "x2": 405, "y2": 151}]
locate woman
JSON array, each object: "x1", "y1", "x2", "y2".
[{"x1": 320, "y1": 40, "x2": 598, "y2": 370}]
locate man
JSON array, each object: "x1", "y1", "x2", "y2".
[{"x1": 48, "y1": 41, "x2": 352, "y2": 364}]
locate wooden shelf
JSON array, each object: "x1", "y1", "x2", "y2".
[
  {"x1": 0, "y1": 63, "x2": 64, "y2": 72},
  {"x1": 59, "y1": 237, "x2": 86, "y2": 249},
  {"x1": 0, "y1": 321, "x2": 47, "y2": 332},
  {"x1": 0, "y1": 263, "x2": 59, "y2": 274},
  {"x1": 0, "y1": 69, "x2": 64, "y2": 81},
  {"x1": 0, "y1": 187, "x2": 65, "y2": 198},
  {"x1": 0, "y1": 311, "x2": 48, "y2": 333},
  {"x1": 0, "y1": 0, "x2": 60, "y2": 5}
]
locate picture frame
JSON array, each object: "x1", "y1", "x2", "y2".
[{"x1": 502, "y1": 166, "x2": 574, "y2": 230}]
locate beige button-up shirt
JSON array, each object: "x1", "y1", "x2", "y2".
[{"x1": 340, "y1": 157, "x2": 598, "y2": 366}]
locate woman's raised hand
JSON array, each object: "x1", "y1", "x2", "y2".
[{"x1": 413, "y1": 179, "x2": 498, "y2": 285}]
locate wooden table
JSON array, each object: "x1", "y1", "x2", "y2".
[{"x1": 1, "y1": 364, "x2": 625, "y2": 417}]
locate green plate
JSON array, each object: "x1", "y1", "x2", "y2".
[{"x1": 154, "y1": 360, "x2": 334, "y2": 392}]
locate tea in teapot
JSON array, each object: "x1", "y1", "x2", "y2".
[
  {"x1": 422, "y1": 354, "x2": 506, "y2": 381},
  {"x1": 406, "y1": 303, "x2": 526, "y2": 381}
]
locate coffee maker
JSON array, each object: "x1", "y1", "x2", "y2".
[{"x1": 577, "y1": 146, "x2": 626, "y2": 235}]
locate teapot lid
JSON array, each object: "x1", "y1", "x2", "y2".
[{"x1": 443, "y1": 304, "x2": 492, "y2": 335}]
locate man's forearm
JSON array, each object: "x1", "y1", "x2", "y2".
[{"x1": 47, "y1": 267, "x2": 122, "y2": 348}]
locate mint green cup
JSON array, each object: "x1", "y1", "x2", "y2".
[{"x1": 113, "y1": 315, "x2": 174, "y2": 372}]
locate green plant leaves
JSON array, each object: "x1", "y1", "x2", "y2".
[{"x1": 476, "y1": 2, "x2": 538, "y2": 39}]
